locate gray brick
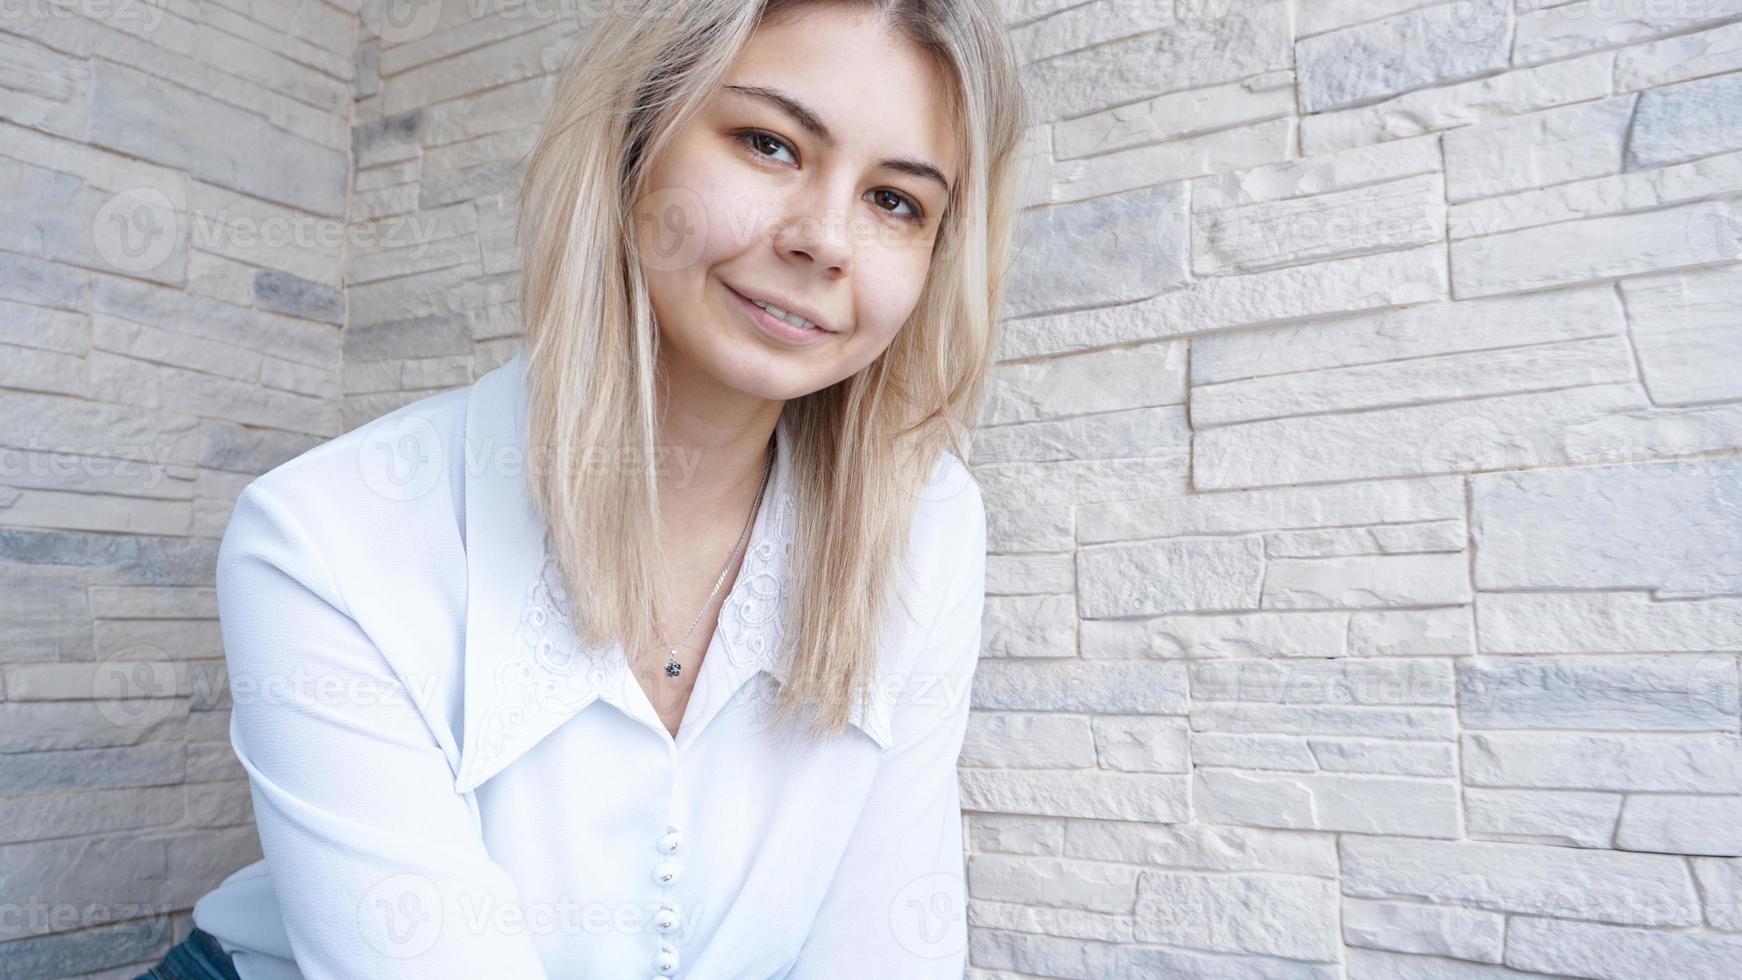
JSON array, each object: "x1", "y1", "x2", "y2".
[{"x1": 253, "y1": 269, "x2": 344, "y2": 326}]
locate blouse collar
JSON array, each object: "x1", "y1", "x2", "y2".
[{"x1": 451, "y1": 350, "x2": 895, "y2": 794}]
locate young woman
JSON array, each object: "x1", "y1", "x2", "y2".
[{"x1": 139, "y1": 1, "x2": 1028, "y2": 977}]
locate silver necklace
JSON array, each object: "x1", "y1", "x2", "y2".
[{"x1": 658, "y1": 438, "x2": 775, "y2": 679}]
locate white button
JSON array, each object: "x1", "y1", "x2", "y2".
[
  {"x1": 653, "y1": 904, "x2": 680, "y2": 932},
  {"x1": 654, "y1": 946, "x2": 679, "y2": 974},
  {"x1": 653, "y1": 859, "x2": 681, "y2": 886},
  {"x1": 658, "y1": 830, "x2": 683, "y2": 855}
]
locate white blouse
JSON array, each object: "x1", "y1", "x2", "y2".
[{"x1": 190, "y1": 349, "x2": 987, "y2": 980}]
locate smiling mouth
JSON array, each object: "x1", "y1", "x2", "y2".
[
  {"x1": 727, "y1": 284, "x2": 831, "y2": 333},
  {"x1": 725, "y1": 282, "x2": 836, "y2": 345}
]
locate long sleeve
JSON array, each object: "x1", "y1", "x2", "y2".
[
  {"x1": 786, "y1": 481, "x2": 987, "y2": 980},
  {"x1": 215, "y1": 481, "x2": 551, "y2": 980}
]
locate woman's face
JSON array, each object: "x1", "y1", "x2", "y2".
[{"x1": 635, "y1": 4, "x2": 960, "y2": 402}]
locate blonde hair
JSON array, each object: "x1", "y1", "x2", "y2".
[{"x1": 514, "y1": 0, "x2": 1029, "y2": 743}]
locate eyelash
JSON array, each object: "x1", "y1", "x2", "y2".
[{"x1": 733, "y1": 129, "x2": 926, "y2": 225}]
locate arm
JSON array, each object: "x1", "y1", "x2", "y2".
[
  {"x1": 216, "y1": 482, "x2": 550, "y2": 980},
  {"x1": 787, "y1": 481, "x2": 987, "y2": 979}
]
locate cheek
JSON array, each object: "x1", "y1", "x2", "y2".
[
  {"x1": 850, "y1": 247, "x2": 934, "y2": 347},
  {"x1": 691, "y1": 166, "x2": 785, "y2": 260},
  {"x1": 638, "y1": 152, "x2": 774, "y2": 284}
]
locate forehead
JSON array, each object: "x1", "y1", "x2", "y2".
[{"x1": 724, "y1": 6, "x2": 961, "y2": 180}]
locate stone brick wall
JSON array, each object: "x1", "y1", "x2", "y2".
[
  {"x1": 3, "y1": 0, "x2": 1739, "y2": 977},
  {"x1": 967, "y1": 1, "x2": 1742, "y2": 977},
  {"x1": 1, "y1": 1, "x2": 360, "y2": 976}
]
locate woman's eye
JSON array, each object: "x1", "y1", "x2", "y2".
[
  {"x1": 869, "y1": 188, "x2": 924, "y2": 224},
  {"x1": 736, "y1": 129, "x2": 795, "y2": 164}
]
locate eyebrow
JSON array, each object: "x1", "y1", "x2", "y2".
[{"x1": 722, "y1": 84, "x2": 953, "y2": 196}]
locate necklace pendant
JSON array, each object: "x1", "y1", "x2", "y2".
[{"x1": 664, "y1": 647, "x2": 681, "y2": 678}]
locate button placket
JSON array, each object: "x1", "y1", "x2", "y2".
[{"x1": 651, "y1": 821, "x2": 683, "y2": 975}]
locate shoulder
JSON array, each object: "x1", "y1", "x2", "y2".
[
  {"x1": 906, "y1": 447, "x2": 986, "y2": 620},
  {"x1": 915, "y1": 447, "x2": 985, "y2": 545},
  {"x1": 219, "y1": 383, "x2": 473, "y2": 594}
]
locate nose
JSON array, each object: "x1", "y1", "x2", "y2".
[{"x1": 770, "y1": 184, "x2": 853, "y2": 276}]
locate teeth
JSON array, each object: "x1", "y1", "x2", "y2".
[{"x1": 753, "y1": 298, "x2": 817, "y2": 331}]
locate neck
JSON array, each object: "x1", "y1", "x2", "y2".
[{"x1": 653, "y1": 361, "x2": 781, "y2": 538}]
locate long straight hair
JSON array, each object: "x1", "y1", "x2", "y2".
[{"x1": 514, "y1": 0, "x2": 1029, "y2": 743}]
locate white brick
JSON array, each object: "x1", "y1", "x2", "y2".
[
  {"x1": 1191, "y1": 732, "x2": 1318, "y2": 772},
  {"x1": 1053, "y1": 76, "x2": 1293, "y2": 159},
  {"x1": 1191, "y1": 173, "x2": 1445, "y2": 275},
  {"x1": 971, "y1": 659, "x2": 1189, "y2": 715},
  {"x1": 1452, "y1": 199, "x2": 1742, "y2": 298},
  {"x1": 1463, "y1": 732, "x2": 1742, "y2": 793},
  {"x1": 1063, "y1": 820, "x2": 1338, "y2": 877},
  {"x1": 1459, "y1": 656, "x2": 1740, "y2": 731},
  {"x1": 1195, "y1": 383, "x2": 1648, "y2": 490},
  {"x1": 1264, "y1": 521, "x2": 1465, "y2": 558},
  {"x1": 962, "y1": 712, "x2": 1095, "y2": 768},
  {"x1": 1342, "y1": 896, "x2": 1505, "y2": 963},
  {"x1": 1692, "y1": 857, "x2": 1742, "y2": 930},
  {"x1": 1301, "y1": 52, "x2": 1614, "y2": 154},
  {"x1": 1135, "y1": 871, "x2": 1339, "y2": 960},
  {"x1": 997, "y1": 244, "x2": 1447, "y2": 360},
  {"x1": 1473, "y1": 459, "x2": 1742, "y2": 597},
  {"x1": 1465, "y1": 788, "x2": 1622, "y2": 848},
  {"x1": 1192, "y1": 336, "x2": 1635, "y2": 428},
  {"x1": 1477, "y1": 591, "x2": 1742, "y2": 654},
  {"x1": 1078, "y1": 536, "x2": 1264, "y2": 618},
  {"x1": 984, "y1": 594, "x2": 1077, "y2": 659},
  {"x1": 1451, "y1": 148, "x2": 1742, "y2": 239},
  {"x1": 1045, "y1": 117, "x2": 1295, "y2": 204},
  {"x1": 1193, "y1": 703, "x2": 1457, "y2": 740},
  {"x1": 1191, "y1": 286, "x2": 1622, "y2": 384},
  {"x1": 1310, "y1": 738, "x2": 1457, "y2": 777},
  {"x1": 1443, "y1": 96, "x2": 1633, "y2": 203},
  {"x1": 1617, "y1": 19, "x2": 1742, "y2": 90},
  {"x1": 1190, "y1": 659, "x2": 1456, "y2": 706},
  {"x1": 1617, "y1": 796, "x2": 1742, "y2": 856},
  {"x1": 960, "y1": 768, "x2": 1190, "y2": 822},
  {"x1": 1079, "y1": 476, "x2": 1465, "y2": 543},
  {"x1": 1623, "y1": 72, "x2": 1742, "y2": 170},
  {"x1": 1191, "y1": 134, "x2": 1440, "y2": 207},
  {"x1": 1296, "y1": 0, "x2": 1511, "y2": 113},
  {"x1": 968, "y1": 853, "x2": 1138, "y2": 913},
  {"x1": 1622, "y1": 265, "x2": 1742, "y2": 406},
  {"x1": 1506, "y1": 915, "x2": 1742, "y2": 978},
  {"x1": 1341, "y1": 835, "x2": 1701, "y2": 926},
  {"x1": 1090, "y1": 715, "x2": 1189, "y2": 773},
  {"x1": 1516, "y1": 0, "x2": 1742, "y2": 63},
  {"x1": 1347, "y1": 947, "x2": 1552, "y2": 979},
  {"x1": 1195, "y1": 769, "x2": 1460, "y2": 837},
  {"x1": 1012, "y1": 0, "x2": 1175, "y2": 71},
  {"x1": 1005, "y1": 184, "x2": 1189, "y2": 317},
  {"x1": 1020, "y1": 2, "x2": 1292, "y2": 120}
]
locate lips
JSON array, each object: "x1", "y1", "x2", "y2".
[
  {"x1": 726, "y1": 282, "x2": 832, "y2": 346},
  {"x1": 725, "y1": 283, "x2": 835, "y2": 334}
]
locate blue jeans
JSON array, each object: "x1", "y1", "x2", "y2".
[{"x1": 132, "y1": 926, "x2": 242, "y2": 980}]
